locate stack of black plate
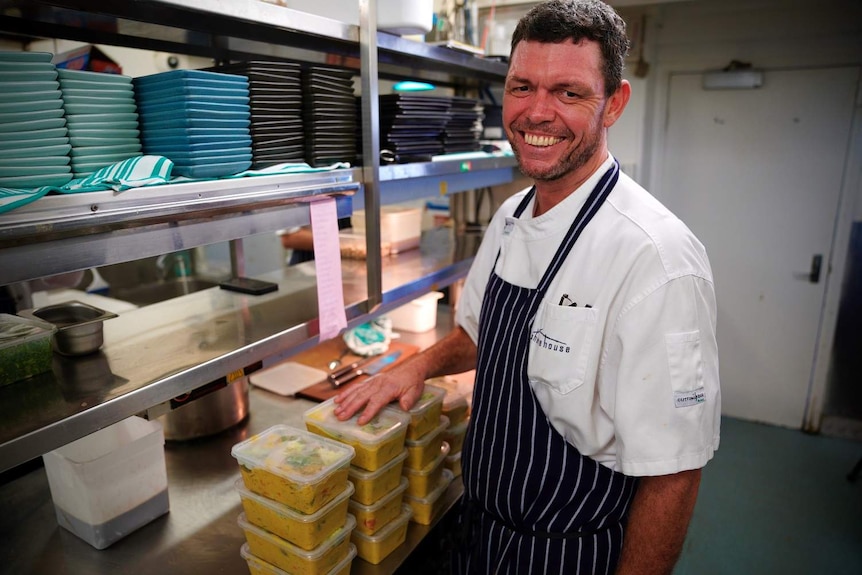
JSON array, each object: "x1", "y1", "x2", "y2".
[
  {"x1": 442, "y1": 96, "x2": 485, "y2": 154},
  {"x1": 210, "y1": 61, "x2": 304, "y2": 168},
  {"x1": 133, "y1": 69, "x2": 252, "y2": 178},
  {"x1": 0, "y1": 51, "x2": 72, "y2": 189},
  {"x1": 58, "y1": 68, "x2": 141, "y2": 178},
  {"x1": 379, "y1": 94, "x2": 451, "y2": 162},
  {"x1": 301, "y1": 65, "x2": 357, "y2": 167}
]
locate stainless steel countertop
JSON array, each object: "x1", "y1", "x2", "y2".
[{"x1": 0, "y1": 310, "x2": 465, "y2": 575}]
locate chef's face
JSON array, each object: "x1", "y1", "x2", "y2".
[{"x1": 503, "y1": 39, "x2": 627, "y2": 185}]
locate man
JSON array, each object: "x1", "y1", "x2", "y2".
[{"x1": 335, "y1": 1, "x2": 720, "y2": 572}]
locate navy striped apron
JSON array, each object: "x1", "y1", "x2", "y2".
[{"x1": 455, "y1": 160, "x2": 638, "y2": 574}]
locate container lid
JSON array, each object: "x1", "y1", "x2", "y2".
[
  {"x1": 348, "y1": 449, "x2": 407, "y2": 481},
  {"x1": 348, "y1": 504, "x2": 413, "y2": 543},
  {"x1": 444, "y1": 418, "x2": 469, "y2": 436},
  {"x1": 231, "y1": 424, "x2": 355, "y2": 484},
  {"x1": 347, "y1": 476, "x2": 408, "y2": 513},
  {"x1": 405, "y1": 384, "x2": 445, "y2": 418},
  {"x1": 403, "y1": 441, "x2": 450, "y2": 477},
  {"x1": 234, "y1": 478, "x2": 354, "y2": 522},
  {"x1": 240, "y1": 542, "x2": 357, "y2": 575},
  {"x1": 0, "y1": 313, "x2": 55, "y2": 350},
  {"x1": 403, "y1": 469, "x2": 454, "y2": 506},
  {"x1": 238, "y1": 512, "x2": 356, "y2": 558},
  {"x1": 303, "y1": 398, "x2": 410, "y2": 447},
  {"x1": 404, "y1": 415, "x2": 449, "y2": 448},
  {"x1": 441, "y1": 392, "x2": 469, "y2": 415}
]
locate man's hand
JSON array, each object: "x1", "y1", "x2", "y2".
[
  {"x1": 333, "y1": 354, "x2": 428, "y2": 425},
  {"x1": 333, "y1": 326, "x2": 477, "y2": 425}
]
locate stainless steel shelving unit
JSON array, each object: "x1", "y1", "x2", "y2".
[{"x1": 0, "y1": 0, "x2": 513, "y2": 472}]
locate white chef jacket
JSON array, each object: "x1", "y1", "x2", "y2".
[{"x1": 455, "y1": 155, "x2": 720, "y2": 476}]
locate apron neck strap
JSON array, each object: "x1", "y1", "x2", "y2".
[{"x1": 536, "y1": 159, "x2": 620, "y2": 294}]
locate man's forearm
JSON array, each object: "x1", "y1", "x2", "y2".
[
  {"x1": 420, "y1": 325, "x2": 478, "y2": 379},
  {"x1": 616, "y1": 468, "x2": 701, "y2": 575}
]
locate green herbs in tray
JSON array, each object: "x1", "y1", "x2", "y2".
[{"x1": 0, "y1": 314, "x2": 56, "y2": 387}]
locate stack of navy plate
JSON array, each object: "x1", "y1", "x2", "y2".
[
  {"x1": 0, "y1": 51, "x2": 72, "y2": 189},
  {"x1": 301, "y1": 65, "x2": 357, "y2": 167},
  {"x1": 58, "y1": 68, "x2": 142, "y2": 178},
  {"x1": 133, "y1": 69, "x2": 252, "y2": 178},
  {"x1": 378, "y1": 94, "x2": 451, "y2": 162},
  {"x1": 210, "y1": 61, "x2": 304, "y2": 168},
  {"x1": 442, "y1": 96, "x2": 485, "y2": 154}
]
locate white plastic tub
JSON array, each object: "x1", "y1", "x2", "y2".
[
  {"x1": 277, "y1": 0, "x2": 433, "y2": 35},
  {"x1": 352, "y1": 206, "x2": 423, "y2": 254},
  {"x1": 387, "y1": 291, "x2": 443, "y2": 333},
  {"x1": 42, "y1": 416, "x2": 169, "y2": 549}
]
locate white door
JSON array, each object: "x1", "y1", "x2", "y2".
[{"x1": 659, "y1": 67, "x2": 859, "y2": 428}]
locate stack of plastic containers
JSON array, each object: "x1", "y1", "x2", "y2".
[
  {"x1": 398, "y1": 385, "x2": 454, "y2": 525},
  {"x1": 426, "y1": 376, "x2": 472, "y2": 477},
  {"x1": 133, "y1": 69, "x2": 252, "y2": 178},
  {"x1": 0, "y1": 51, "x2": 72, "y2": 189},
  {"x1": 441, "y1": 389, "x2": 470, "y2": 477},
  {"x1": 57, "y1": 68, "x2": 141, "y2": 178},
  {"x1": 303, "y1": 398, "x2": 413, "y2": 565},
  {"x1": 231, "y1": 425, "x2": 358, "y2": 575}
]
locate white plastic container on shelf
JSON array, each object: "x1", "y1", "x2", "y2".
[
  {"x1": 42, "y1": 416, "x2": 169, "y2": 549},
  {"x1": 387, "y1": 291, "x2": 443, "y2": 333},
  {"x1": 352, "y1": 206, "x2": 423, "y2": 254},
  {"x1": 276, "y1": 0, "x2": 433, "y2": 35}
]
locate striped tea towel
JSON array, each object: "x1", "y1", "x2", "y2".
[{"x1": 0, "y1": 155, "x2": 174, "y2": 215}]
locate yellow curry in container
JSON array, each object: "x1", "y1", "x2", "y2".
[
  {"x1": 400, "y1": 384, "x2": 446, "y2": 440},
  {"x1": 235, "y1": 478, "x2": 354, "y2": 550},
  {"x1": 304, "y1": 398, "x2": 409, "y2": 472},
  {"x1": 231, "y1": 425, "x2": 354, "y2": 514},
  {"x1": 238, "y1": 512, "x2": 356, "y2": 575}
]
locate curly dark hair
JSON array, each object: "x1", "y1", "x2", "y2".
[{"x1": 510, "y1": 0, "x2": 630, "y2": 96}]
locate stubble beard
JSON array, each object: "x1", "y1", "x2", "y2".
[{"x1": 512, "y1": 127, "x2": 602, "y2": 183}]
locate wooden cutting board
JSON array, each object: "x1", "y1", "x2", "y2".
[{"x1": 292, "y1": 339, "x2": 419, "y2": 402}]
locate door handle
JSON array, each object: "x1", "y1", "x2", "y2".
[{"x1": 795, "y1": 254, "x2": 823, "y2": 283}]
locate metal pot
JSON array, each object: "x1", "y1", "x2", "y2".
[{"x1": 157, "y1": 376, "x2": 250, "y2": 441}]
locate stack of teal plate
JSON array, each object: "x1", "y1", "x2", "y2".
[
  {"x1": 0, "y1": 51, "x2": 72, "y2": 189},
  {"x1": 134, "y1": 69, "x2": 252, "y2": 178},
  {"x1": 58, "y1": 68, "x2": 142, "y2": 178}
]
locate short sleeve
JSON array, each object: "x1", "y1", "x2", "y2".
[{"x1": 606, "y1": 274, "x2": 721, "y2": 476}]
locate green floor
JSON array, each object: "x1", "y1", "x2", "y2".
[{"x1": 675, "y1": 417, "x2": 862, "y2": 575}]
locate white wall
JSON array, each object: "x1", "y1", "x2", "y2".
[
  {"x1": 477, "y1": 0, "x2": 862, "y2": 219},
  {"x1": 641, "y1": 0, "x2": 862, "y2": 214}
]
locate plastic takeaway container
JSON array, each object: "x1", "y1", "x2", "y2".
[
  {"x1": 235, "y1": 478, "x2": 354, "y2": 550},
  {"x1": 304, "y1": 399, "x2": 409, "y2": 472},
  {"x1": 348, "y1": 449, "x2": 408, "y2": 506},
  {"x1": 348, "y1": 476, "x2": 409, "y2": 536},
  {"x1": 231, "y1": 425, "x2": 355, "y2": 514},
  {"x1": 238, "y1": 512, "x2": 356, "y2": 575},
  {"x1": 42, "y1": 416, "x2": 169, "y2": 549},
  {"x1": 350, "y1": 504, "x2": 413, "y2": 565},
  {"x1": 240, "y1": 542, "x2": 357, "y2": 575}
]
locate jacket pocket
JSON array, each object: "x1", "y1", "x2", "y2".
[{"x1": 528, "y1": 301, "x2": 598, "y2": 394}]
